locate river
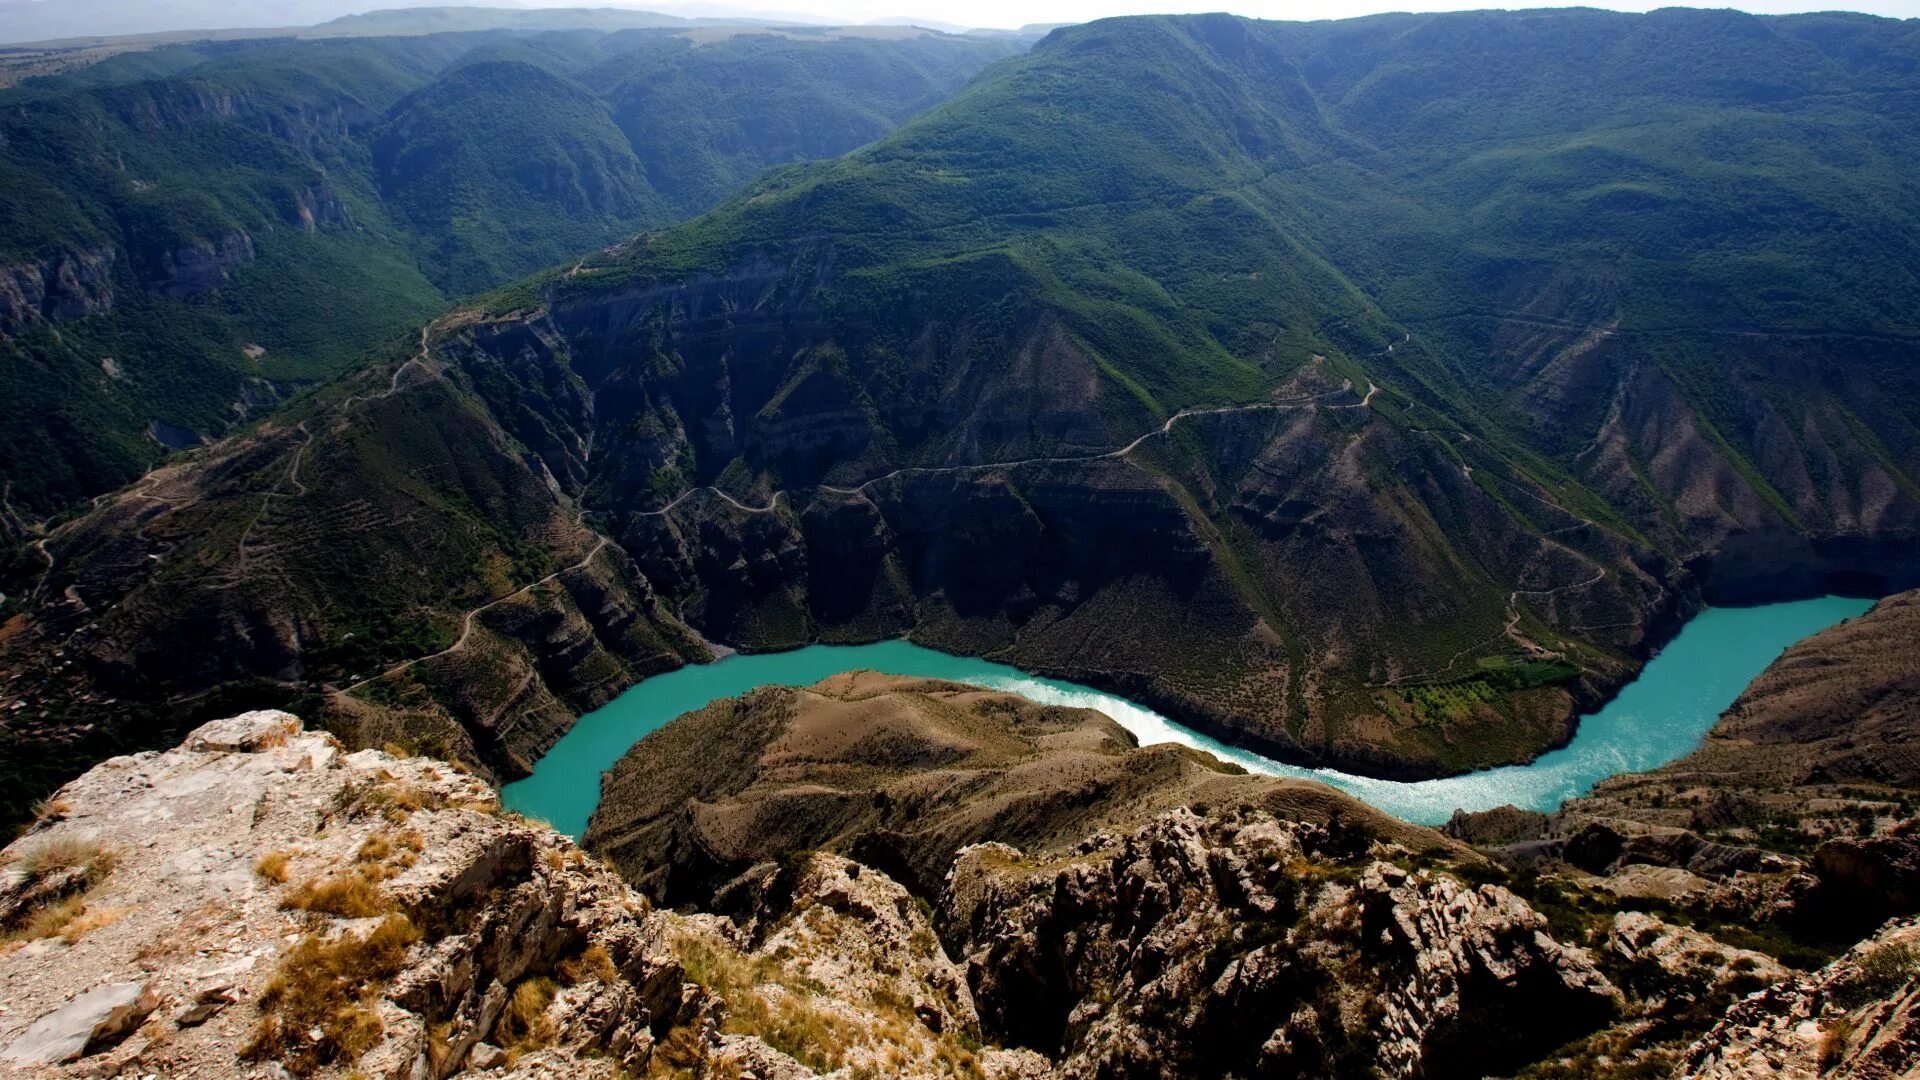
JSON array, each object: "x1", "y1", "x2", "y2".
[{"x1": 503, "y1": 595, "x2": 1873, "y2": 838}]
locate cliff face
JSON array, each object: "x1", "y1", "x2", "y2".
[
  {"x1": 456, "y1": 274, "x2": 1678, "y2": 783},
  {"x1": 1681, "y1": 917, "x2": 1920, "y2": 1079},
  {"x1": 942, "y1": 811, "x2": 1620, "y2": 1079},
  {"x1": 0, "y1": 247, "x2": 117, "y2": 337}
]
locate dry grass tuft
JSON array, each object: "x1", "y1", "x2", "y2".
[
  {"x1": 357, "y1": 834, "x2": 393, "y2": 864},
  {"x1": 244, "y1": 914, "x2": 422, "y2": 1075},
  {"x1": 1, "y1": 836, "x2": 119, "y2": 948},
  {"x1": 558, "y1": 943, "x2": 620, "y2": 986},
  {"x1": 3, "y1": 895, "x2": 86, "y2": 947},
  {"x1": 673, "y1": 935, "x2": 866, "y2": 1074},
  {"x1": 255, "y1": 851, "x2": 292, "y2": 884},
  {"x1": 13, "y1": 835, "x2": 115, "y2": 879},
  {"x1": 1820, "y1": 1016, "x2": 1858, "y2": 1071},
  {"x1": 58, "y1": 904, "x2": 131, "y2": 944},
  {"x1": 495, "y1": 976, "x2": 559, "y2": 1055},
  {"x1": 284, "y1": 872, "x2": 391, "y2": 919}
]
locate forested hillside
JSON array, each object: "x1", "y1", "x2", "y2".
[{"x1": 0, "y1": 26, "x2": 1021, "y2": 512}]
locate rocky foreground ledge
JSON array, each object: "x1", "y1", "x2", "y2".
[
  {"x1": 0, "y1": 711, "x2": 1017, "y2": 1079},
  {"x1": 4, "y1": 710, "x2": 1920, "y2": 1079}
]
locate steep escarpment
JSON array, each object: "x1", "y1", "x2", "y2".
[{"x1": 428, "y1": 270, "x2": 1673, "y2": 781}]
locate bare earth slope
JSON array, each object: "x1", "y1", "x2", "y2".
[{"x1": 583, "y1": 671, "x2": 1457, "y2": 904}]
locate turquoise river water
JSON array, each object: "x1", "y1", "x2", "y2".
[{"x1": 503, "y1": 595, "x2": 1874, "y2": 838}]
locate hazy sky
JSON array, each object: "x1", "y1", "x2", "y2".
[{"x1": 1, "y1": 0, "x2": 1914, "y2": 45}]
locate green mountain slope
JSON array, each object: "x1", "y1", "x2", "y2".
[
  {"x1": 371, "y1": 58, "x2": 661, "y2": 293},
  {"x1": 0, "y1": 27, "x2": 1022, "y2": 513},
  {"x1": 5, "y1": 9, "x2": 1920, "y2": 826}
]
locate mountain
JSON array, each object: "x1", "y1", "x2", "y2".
[
  {"x1": 6, "y1": 8, "x2": 1920, "y2": 825},
  {"x1": 317, "y1": 6, "x2": 714, "y2": 35},
  {"x1": 0, "y1": 27, "x2": 1023, "y2": 513}
]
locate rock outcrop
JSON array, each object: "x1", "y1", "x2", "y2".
[
  {"x1": 941, "y1": 807, "x2": 1617, "y2": 1078},
  {"x1": 0, "y1": 247, "x2": 117, "y2": 337},
  {"x1": 1356, "y1": 862, "x2": 1621, "y2": 1076},
  {"x1": 0, "y1": 712, "x2": 1012, "y2": 1079},
  {"x1": 1681, "y1": 917, "x2": 1920, "y2": 1079}
]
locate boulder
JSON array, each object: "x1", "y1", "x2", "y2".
[
  {"x1": 1788, "y1": 831, "x2": 1920, "y2": 935},
  {"x1": 0, "y1": 982, "x2": 157, "y2": 1065},
  {"x1": 468, "y1": 1041, "x2": 507, "y2": 1070}
]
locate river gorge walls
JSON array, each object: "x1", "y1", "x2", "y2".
[{"x1": 1687, "y1": 527, "x2": 1920, "y2": 605}]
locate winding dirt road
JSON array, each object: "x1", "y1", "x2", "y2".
[
  {"x1": 337, "y1": 536, "x2": 611, "y2": 694},
  {"x1": 639, "y1": 378, "x2": 1379, "y2": 520}
]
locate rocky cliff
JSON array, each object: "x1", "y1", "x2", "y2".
[
  {"x1": 15, "y1": 705, "x2": 1920, "y2": 1078},
  {"x1": 0, "y1": 711, "x2": 1029, "y2": 1079},
  {"x1": 1680, "y1": 917, "x2": 1920, "y2": 1079},
  {"x1": 586, "y1": 674, "x2": 1920, "y2": 1077},
  {"x1": 941, "y1": 810, "x2": 1619, "y2": 1078}
]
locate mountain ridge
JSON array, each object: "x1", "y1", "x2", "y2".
[{"x1": 4, "y1": 7, "x2": 1919, "y2": 825}]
